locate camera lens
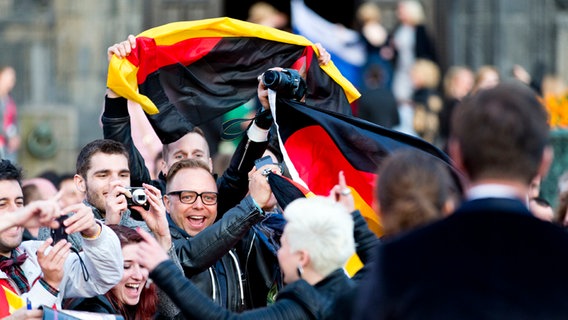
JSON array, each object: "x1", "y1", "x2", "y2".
[
  {"x1": 262, "y1": 70, "x2": 280, "y2": 88},
  {"x1": 131, "y1": 189, "x2": 147, "y2": 205}
]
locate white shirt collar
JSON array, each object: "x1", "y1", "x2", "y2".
[{"x1": 467, "y1": 184, "x2": 523, "y2": 201}]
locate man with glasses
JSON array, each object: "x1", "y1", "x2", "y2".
[{"x1": 164, "y1": 158, "x2": 276, "y2": 312}]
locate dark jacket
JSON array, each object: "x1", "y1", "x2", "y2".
[
  {"x1": 327, "y1": 210, "x2": 380, "y2": 319},
  {"x1": 355, "y1": 197, "x2": 568, "y2": 319},
  {"x1": 150, "y1": 259, "x2": 350, "y2": 320},
  {"x1": 387, "y1": 24, "x2": 438, "y2": 69},
  {"x1": 169, "y1": 195, "x2": 270, "y2": 312},
  {"x1": 64, "y1": 294, "x2": 117, "y2": 314}
]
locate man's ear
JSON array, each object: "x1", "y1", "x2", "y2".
[
  {"x1": 160, "y1": 160, "x2": 168, "y2": 177},
  {"x1": 163, "y1": 194, "x2": 171, "y2": 209},
  {"x1": 74, "y1": 174, "x2": 86, "y2": 194}
]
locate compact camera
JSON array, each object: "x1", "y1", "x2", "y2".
[
  {"x1": 125, "y1": 187, "x2": 149, "y2": 211},
  {"x1": 50, "y1": 214, "x2": 69, "y2": 244},
  {"x1": 261, "y1": 68, "x2": 307, "y2": 101}
]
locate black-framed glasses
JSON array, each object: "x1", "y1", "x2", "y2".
[{"x1": 167, "y1": 190, "x2": 218, "y2": 205}]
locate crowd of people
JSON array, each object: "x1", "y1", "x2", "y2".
[{"x1": 3, "y1": 1, "x2": 568, "y2": 320}]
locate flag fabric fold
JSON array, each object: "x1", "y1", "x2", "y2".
[
  {"x1": 1, "y1": 285, "x2": 24, "y2": 316},
  {"x1": 106, "y1": 17, "x2": 360, "y2": 144},
  {"x1": 267, "y1": 172, "x2": 315, "y2": 210},
  {"x1": 271, "y1": 96, "x2": 457, "y2": 238}
]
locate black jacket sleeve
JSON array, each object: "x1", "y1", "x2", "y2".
[
  {"x1": 151, "y1": 260, "x2": 323, "y2": 320},
  {"x1": 101, "y1": 95, "x2": 153, "y2": 187},
  {"x1": 352, "y1": 210, "x2": 381, "y2": 265},
  {"x1": 174, "y1": 196, "x2": 265, "y2": 273}
]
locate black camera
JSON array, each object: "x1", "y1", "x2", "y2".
[
  {"x1": 261, "y1": 68, "x2": 307, "y2": 101},
  {"x1": 50, "y1": 215, "x2": 69, "y2": 244},
  {"x1": 125, "y1": 187, "x2": 150, "y2": 211}
]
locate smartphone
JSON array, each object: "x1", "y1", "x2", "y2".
[{"x1": 255, "y1": 155, "x2": 273, "y2": 169}]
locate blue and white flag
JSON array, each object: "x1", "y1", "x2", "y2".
[{"x1": 291, "y1": 0, "x2": 366, "y2": 90}]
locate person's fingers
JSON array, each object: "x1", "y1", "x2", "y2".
[
  {"x1": 61, "y1": 203, "x2": 86, "y2": 216},
  {"x1": 49, "y1": 219, "x2": 60, "y2": 230},
  {"x1": 54, "y1": 242, "x2": 72, "y2": 265},
  {"x1": 128, "y1": 34, "x2": 136, "y2": 48},
  {"x1": 117, "y1": 42, "x2": 128, "y2": 57},
  {"x1": 37, "y1": 238, "x2": 53, "y2": 257},
  {"x1": 107, "y1": 47, "x2": 115, "y2": 62},
  {"x1": 338, "y1": 170, "x2": 347, "y2": 188}
]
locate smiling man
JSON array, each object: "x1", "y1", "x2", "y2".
[
  {"x1": 73, "y1": 139, "x2": 148, "y2": 230},
  {"x1": 164, "y1": 158, "x2": 275, "y2": 312},
  {"x1": 37, "y1": 139, "x2": 148, "y2": 249}
]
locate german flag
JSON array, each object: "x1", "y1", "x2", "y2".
[
  {"x1": 272, "y1": 97, "x2": 456, "y2": 238},
  {"x1": 0, "y1": 285, "x2": 24, "y2": 316},
  {"x1": 106, "y1": 17, "x2": 360, "y2": 144},
  {"x1": 270, "y1": 97, "x2": 458, "y2": 274}
]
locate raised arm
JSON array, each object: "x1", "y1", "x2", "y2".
[
  {"x1": 103, "y1": 35, "x2": 153, "y2": 187},
  {"x1": 133, "y1": 228, "x2": 323, "y2": 320}
]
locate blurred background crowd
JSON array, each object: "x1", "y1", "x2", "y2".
[{"x1": 1, "y1": 0, "x2": 568, "y2": 213}]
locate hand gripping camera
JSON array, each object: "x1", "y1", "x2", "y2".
[
  {"x1": 261, "y1": 68, "x2": 307, "y2": 101},
  {"x1": 50, "y1": 214, "x2": 69, "y2": 244}
]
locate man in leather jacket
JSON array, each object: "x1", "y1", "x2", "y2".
[{"x1": 164, "y1": 158, "x2": 280, "y2": 311}]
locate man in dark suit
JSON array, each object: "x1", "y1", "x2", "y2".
[{"x1": 354, "y1": 81, "x2": 568, "y2": 319}]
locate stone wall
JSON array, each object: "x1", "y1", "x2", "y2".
[{"x1": 0, "y1": 0, "x2": 216, "y2": 177}]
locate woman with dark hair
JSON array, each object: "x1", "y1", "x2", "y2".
[{"x1": 64, "y1": 224, "x2": 158, "y2": 319}]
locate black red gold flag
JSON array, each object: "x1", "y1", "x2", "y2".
[
  {"x1": 272, "y1": 96, "x2": 457, "y2": 238},
  {"x1": 106, "y1": 17, "x2": 360, "y2": 144}
]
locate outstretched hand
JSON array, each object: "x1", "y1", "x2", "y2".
[
  {"x1": 106, "y1": 34, "x2": 136, "y2": 98},
  {"x1": 4, "y1": 197, "x2": 62, "y2": 232},
  {"x1": 37, "y1": 238, "x2": 72, "y2": 290}
]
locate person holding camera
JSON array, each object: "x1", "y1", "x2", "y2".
[
  {"x1": 36, "y1": 139, "x2": 149, "y2": 251},
  {"x1": 129, "y1": 184, "x2": 378, "y2": 320},
  {"x1": 0, "y1": 159, "x2": 123, "y2": 311},
  {"x1": 157, "y1": 157, "x2": 278, "y2": 312},
  {"x1": 46, "y1": 138, "x2": 183, "y2": 319}
]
